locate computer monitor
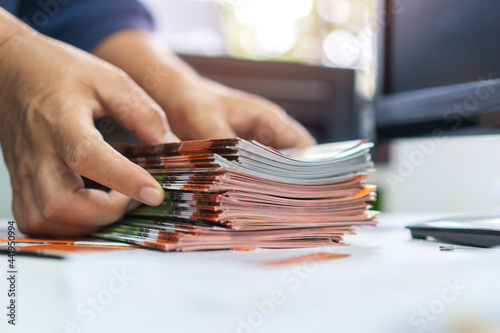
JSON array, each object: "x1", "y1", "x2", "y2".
[{"x1": 375, "y1": 0, "x2": 500, "y2": 139}]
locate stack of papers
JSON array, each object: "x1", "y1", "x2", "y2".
[{"x1": 94, "y1": 138, "x2": 378, "y2": 251}]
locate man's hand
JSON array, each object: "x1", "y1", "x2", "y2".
[
  {"x1": 92, "y1": 30, "x2": 316, "y2": 149},
  {"x1": 158, "y1": 76, "x2": 316, "y2": 149},
  {"x1": 0, "y1": 11, "x2": 177, "y2": 236}
]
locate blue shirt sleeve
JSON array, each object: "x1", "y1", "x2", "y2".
[
  {"x1": 0, "y1": 0, "x2": 19, "y2": 14},
  {"x1": 17, "y1": 0, "x2": 154, "y2": 52}
]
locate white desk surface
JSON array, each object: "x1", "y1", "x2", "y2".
[{"x1": 1, "y1": 213, "x2": 500, "y2": 333}]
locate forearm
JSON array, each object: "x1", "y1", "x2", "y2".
[{"x1": 91, "y1": 30, "x2": 200, "y2": 112}]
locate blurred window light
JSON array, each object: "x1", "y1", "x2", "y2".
[
  {"x1": 316, "y1": 0, "x2": 352, "y2": 24},
  {"x1": 233, "y1": 0, "x2": 314, "y2": 25},
  {"x1": 239, "y1": 21, "x2": 297, "y2": 57},
  {"x1": 142, "y1": 0, "x2": 376, "y2": 72},
  {"x1": 230, "y1": 0, "x2": 313, "y2": 57},
  {"x1": 322, "y1": 29, "x2": 360, "y2": 68},
  {"x1": 343, "y1": 0, "x2": 370, "y2": 33}
]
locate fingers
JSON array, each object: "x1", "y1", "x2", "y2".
[
  {"x1": 32, "y1": 158, "x2": 133, "y2": 226},
  {"x1": 52, "y1": 117, "x2": 165, "y2": 207},
  {"x1": 255, "y1": 108, "x2": 316, "y2": 149},
  {"x1": 13, "y1": 155, "x2": 145, "y2": 236},
  {"x1": 186, "y1": 112, "x2": 238, "y2": 140},
  {"x1": 228, "y1": 95, "x2": 316, "y2": 148},
  {"x1": 12, "y1": 121, "x2": 156, "y2": 236},
  {"x1": 95, "y1": 70, "x2": 179, "y2": 144},
  {"x1": 12, "y1": 170, "x2": 100, "y2": 237}
]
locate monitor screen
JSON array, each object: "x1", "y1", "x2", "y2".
[{"x1": 376, "y1": 0, "x2": 500, "y2": 139}]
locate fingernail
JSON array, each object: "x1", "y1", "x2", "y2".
[{"x1": 139, "y1": 186, "x2": 164, "y2": 206}]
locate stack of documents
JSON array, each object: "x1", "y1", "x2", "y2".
[{"x1": 94, "y1": 138, "x2": 378, "y2": 251}]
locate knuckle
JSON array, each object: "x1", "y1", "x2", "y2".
[
  {"x1": 142, "y1": 106, "x2": 162, "y2": 124},
  {"x1": 116, "y1": 70, "x2": 134, "y2": 85},
  {"x1": 107, "y1": 67, "x2": 134, "y2": 87},
  {"x1": 66, "y1": 137, "x2": 100, "y2": 171},
  {"x1": 25, "y1": 93, "x2": 65, "y2": 130}
]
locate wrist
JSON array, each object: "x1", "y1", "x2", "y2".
[{"x1": 0, "y1": 9, "x2": 37, "y2": 54}]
